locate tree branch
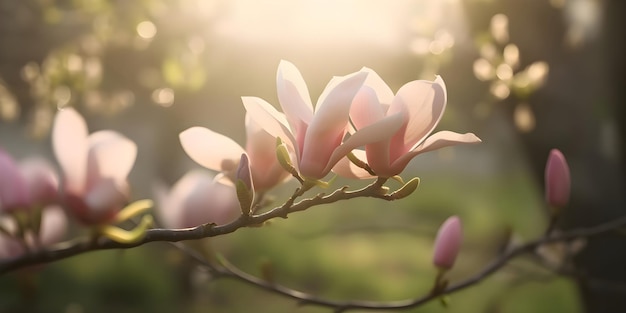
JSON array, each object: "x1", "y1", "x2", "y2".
[
  {"x1": 0, "y1": 178, "x2": 391, "y2": 274},
  {"x1": 173, "y1": 215, "x2": 626, "y2": 312}
]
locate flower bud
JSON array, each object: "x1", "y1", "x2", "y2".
[
  {"x1": 433, "y1": 216, "x2": 462, "y2": 270},
  {"x1": 545, "y1": 149, "x2": 570, "y2": 210},
  {"x1": 235, "y1": 153, "x2": 254, "y2": 215}
]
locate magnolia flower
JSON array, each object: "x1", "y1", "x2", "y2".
[
  {"x1": 243, "y1": 60, "x2": 399, "y2": 180},
  {"x1": 19, "y1": 158, "x2": 59, "y2": 208},
  {"x1": 0, "y1": 149, "x2": 30, "y2": 212},
  {"x1": 0, "y1": 206, "x2": 67, "y2": 260},
  {"x1": 333, "y1": 69, "x2": 481, "y2": 178},
  {"x1": 433, "y1": 216, "x2": 463, "y2": 270},
  {"x1": 180, "y1": 113, "x2": 289, "y2": 192},
  {"x1": 154, "y1": 170, "x2": 239, "y2": 229},
  {"x1": 545, "y1": 149, "x2": 570, "y2": 209},
  {"x1": 52, "y1": 108, "x2": 137, "y2": 225},
  {"x1": 0, "y1": 150, "x2": 59, "y2": 212}
]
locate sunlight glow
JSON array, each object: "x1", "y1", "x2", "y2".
[{"x1": 213, "y1": 0, "x2": 416, "y2": 49}]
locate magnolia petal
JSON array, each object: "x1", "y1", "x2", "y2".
[
  {"x1": 87, "y1": 131, "x2": 137, "y2": 188},
  {"x1": 39, "y1": 205, "x2": 67, "y2": 247},
  {"x1": 350, "y1": 87, "x2": 386, "y2": 130},
  {"x1": 19, "y1": 158, "x2": 59, "y2": 206},
  {"x1": 390, "y1": 131, "x2": 482, "y2": 174},
  {"x1": 0, "y1": 150, "x2": 29, "y2": 210},
  {"x1": 299, "y1": 71, "x2": 368, "y2": 178},
  {"x1": 242, "y1": 96, "x2": 297, "y2": 154},
  {"x1": 276, "y1": 60, "x2": 314, "y2": 127},
  {"x1": 180, "y1": 127, "x2": 245, "y2": 172},
  {"x1": 323, "y1": 112, "x2": 404, "y2": 175},
  {"x1": 52, "y1": 108, "x2": 88, "y2": 194},
  {"x1": 360, "y1": 67, "x2": 395, "y2": 105},
  {"x1": 389, "y1": 76, "x2": 447, "y2": 150},
  {"x1": 332, "y1": 150, "x2": 375, "y2": 179},
  {"x1": 244, "y1": 114, "x2": 290, "y2": 190},
  {"x1": 84, "y1": 178, "x2": 126, "y2": 223}
]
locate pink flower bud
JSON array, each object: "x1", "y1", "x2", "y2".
[
  {"x1": 545, "y1": 149, "x2": 571, "y2": 209},
  {"x1": 433, "y1": 216, "x2": 462, "y2": 270}
]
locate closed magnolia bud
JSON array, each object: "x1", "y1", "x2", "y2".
[
  {"x1": 545, "y1": 149, "x2": 571, "y2": 209},
  {"x1": 235, "y1": 153, "x2": 254, "y2": 215},
  {"x1": 433, "y1": 216, "x2": 463, "y2": 270}
]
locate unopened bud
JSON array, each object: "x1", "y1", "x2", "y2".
[
  {"x1": 275, "y1": 137, "x2": 302, "y2": 181},
  {"x1": 433, "y1": 216, "x2": 463, "y2": 270},
  {"x1": 545, "y1": 149, "x2": 570, "y2": 211},
  {"x1": 235, "y1": 153, "x2": 254, "y2": 216}
]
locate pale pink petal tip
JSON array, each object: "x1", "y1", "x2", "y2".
[{"x1": 433, "y1": 216, "x2": 463, "y2": 269}]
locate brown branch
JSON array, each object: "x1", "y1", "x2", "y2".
[
  {"x1": 0, "y1": 178, "x2": 390, "y2": 274},
  {"x1": 172, "y1": 215, "x2": 626, "y2": 312}
]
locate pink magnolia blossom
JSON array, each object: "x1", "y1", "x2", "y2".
[
  {"x1": 0, "y1": 149, "x2": 30, "y2": 212},
  {"x1": 545, "y1": 149, "x2": 570, "y2": 208},
  {"x1": 243, "y1": 60, "x2": 398, "y2": 180},
  {"x1": 0, "y1": 149, "x2": 60, "y2": 212},
  {"x1": 180, "y1": 113, "x2": 289, "y2": 192},
  {"x1": 433, "y1": 216, "x2": 463, "y2": 270},
  {"x1": 333, "y1": 69, "x2": 481, "y2": 178},
  {"x1": 0, "y1": 206, "x2": 67, "y2": 260},
  {"x1": 19, "y1": 157, "x2": 59, "y2": 207},
  {"x1": 52, "y1": 108, "x2": 137, "y2": 225},
  {"x1": 154, "y1": 170, "x2": 239, "y2": 229}
]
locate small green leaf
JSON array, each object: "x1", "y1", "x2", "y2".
[{"x1": 389, "y1": 177, "x2": 420, "y2": 200}]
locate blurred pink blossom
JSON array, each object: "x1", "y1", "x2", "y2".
[
  {"x1": 0, "y1": 149, "x2": 30, "y2": 212},
  {"x1": 333, "y1": 69, "x2": 481, "y2": 178},
  {"x1": 52, "y1": 108, "x2": 137, "y2": 225},
  {"x1": 0, "y1": 150, "x2": 59, "y2": 212},
  {"x1": 433, "y1": 216, "x2": 463, "y2": 270},
  {"x1": 154, "y1": 170, "x2": 239, "y2": 229}
]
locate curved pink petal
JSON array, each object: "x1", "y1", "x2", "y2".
[
  {"x1": 242, "y1": 96, "x2": 297, "y2": 155},
  {"x1": 299, "y1": 71, "x2": 368, "y2": 178},
  {"x1": 350, "y1": 87, "x2": 386, "y2": 130},
  {"x1": 360, "y1": 67, "x2": 395, "y2": 106},
  {"x1": 331, "y1": 150, "x2": 375, "y2": 179},
  {"x1": 86, "y1": 131, "x2": 137, "y2": 189},
  {"x1": 390, "y1": 131, "x2": 482, "y2": 175},
  {"x1": 180, "y1": 127, "x2": 245, "y2": 173},
  {"x1": 245, "y1": 114, "x2": 290, "y2": 190},
  {"x1": 52, "y1": 108, "x2": 88, "y2": 194},
  {"x1": 0, "y1": 149, "x2": 29, "y2": 211},
  {"x1": 39, "y1": 206, "x2": 67, "y2": 246},
  {"x1": 276, "y1": 60, "x2": 314, "y2": 128},
  {"x1": 323, "y1": 112, "x2": 404, "y2": 176},
  {"x1": 84, "y1": 178, "x2": 126, "y2": 223},
  {"x1": 388, "y1": 76, "x2": 447, "y2": 150}
]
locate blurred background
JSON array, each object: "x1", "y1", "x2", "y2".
[{"x1": 0, "y1": 0, "x2": 624, "y2": 312}]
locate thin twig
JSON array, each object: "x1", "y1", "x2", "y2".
[{"x1": 169, "y1": 215, "x2": 626, "y2": 312}]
